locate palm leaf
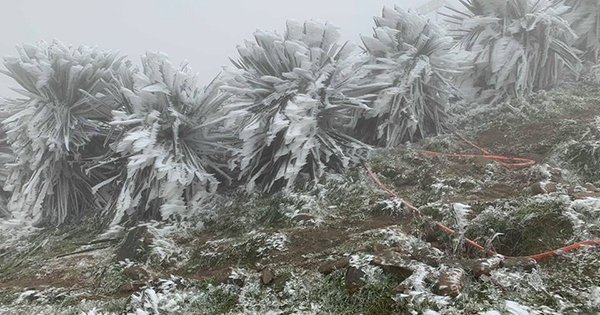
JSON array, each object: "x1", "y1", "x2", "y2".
[
  {"x1": 0, "y1": 41, "x2": 127, "y2": 226},
  {"x1": 222, "y1": 20, "x2": 372, "y2": 192}
]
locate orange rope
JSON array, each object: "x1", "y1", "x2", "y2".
[
  {"x1": 362, "y1": 134, "x2": 600, "y2": 260},
  {"x1": 362, "y1": 161, "x2": 497, "y2": 257},
  {"x1": 419, "y1": 133, "x2": 536, "y2": 168}
]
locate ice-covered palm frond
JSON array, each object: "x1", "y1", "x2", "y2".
[
  {"x1": 354, "y1": 6, "x2": 457, "y2": 147},
  {"x1": 222, "y1": 20, "x2": 372, "y2": 192},
  {"x1": 562, "y1": 0, "x2": 600, "y2": 63},
  {"x1": 0, "y1": 109, "x2": 12, "y2": 219},
  {"x1": 445, "y1": 0, "x2": 581, "y2": 103},
  {"x1": 101, "y1": 52, "x2": 230, "y2": 230},
  {"x1": 0, "y1": 41, "x2": 127, "y2": 226}
]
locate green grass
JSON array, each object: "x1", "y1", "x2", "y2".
[
  {"x1": 466, "y1": 200, "x2": 573, "y2": 256},
  {"x1": 310, "y1": 270, "x2": 409, "y2": 315}
]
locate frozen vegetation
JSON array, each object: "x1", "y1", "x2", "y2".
[{"x1": 0, "y1": 1, "x2": 600, "y2": 314}]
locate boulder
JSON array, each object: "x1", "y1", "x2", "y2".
[
  {"x1": 437, "y1": 268, "x2": 465, "y2": 297},
  {"x1": 318, "y1": 256, "x2": 350, "y2": 275},
  {"x1": 545, "y1": 182, "x2": 557, "y2": 193},
  {"x1": 411, "y1": 247, "x2": 442, "y2": 267},
  {"x1": 345, "y1": 267, "x2": 366, "y2": 292},
  {"x1": 472, "y1": 256, "x2": 503, "y2": 277},
  {"x1": 261, "y1": 268, "x2": 275, "y2": 285},
  {"x1": 371, "y1": 250, "x2": 413, "y2": 281},
  {"x1": 531, "y1": 182, "x2": 556, "y2": 195},
  {"x1": 118, "y1": 282, "x2": 143, "y2": 293}
]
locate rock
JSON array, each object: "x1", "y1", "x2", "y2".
[
  {"x1": 118, "y1": 282, "x2": 143, "y2": 293},
  {"x1": 345, "y1": 267, "x2": 366, "y2": 292},
  {"x1": 261, "y1": 268, "x2": 275, "y2": 285},
  {"x1": 318, "y1": 256, "x2": 350, "y2": 274},
  {"x1": 366, "y1": 243, "x2": 390, "y2": 253},
  {"x1": 116, "y1": 226, "x2": 154, "y2": 263},
  {"x1": 124, "y1": 266, "x2": 149, "y2": 281},
  {"x1": 292, "y1": 214, "x2": 315, "y2": 223},
  {"x1": 411, "y1": 248, "x2": 442, "y2": 267},
  {"x1": 372, "y1": 250, "x2": 413, "y2": 281},
  {"x1": 437, "y1": 268, "x2": 465, "y2": 297},
  {"x1": 584, "y1": 183, "x2": 599, "y2": 192},
  {"x1": 502, "y1": 257, "x2": 537, "y2": 272},
  {"x1": 214, "y1": 268, "x2": 245, "y2": 286},
  {"x1": 531, "y1": 182, "x2": 556, "y2": 195},
  {"x1": 472, "y1": 256, "x2": 503, "y2": 277},
  {"x1": 545, "y1": 182, "x2": 557, "y2": 193}
]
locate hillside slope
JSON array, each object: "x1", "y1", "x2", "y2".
[{"x1": 1, "y1": 82, "x2": 599, "y2": 314}]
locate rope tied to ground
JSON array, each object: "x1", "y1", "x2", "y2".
[
  {"x1": 419, "y1": 133, "x2": 536, "y2": 168},
  {"x1": 362, "y1": 133, "x2": 600, "y2": 261}
]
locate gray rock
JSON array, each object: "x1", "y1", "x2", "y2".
[
  {"x1": 261, "y1": 268, "x2": 275, "y2": 285},
  {"x1": 371, "y1": 250, "x2": 414, "y2": 281},
  {"x1": 318, "y1": 256, "x2": 350, "y2": 274},
  {"x1": 345, "y1": 267, "x2": 366, "y2": 292},
  {"x1": 472, "y1": 256, "x2": 503, "y2": 277},
  {"x1": 437, "y1": 268, "x2": 465, "y2": 297}
]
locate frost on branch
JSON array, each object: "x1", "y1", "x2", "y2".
[
  {"x1": 222, "y1": 20, "x2": 372, "y2": 192},
  {"x1": 354, "y1": 6, "x2": 457, "y2": 147},
  {"x1": 0, "y1": 41, "x2": 126, "y2": 226},
  {"x1": 100, "y1": 52, "x2": 230, "y2": 230}
]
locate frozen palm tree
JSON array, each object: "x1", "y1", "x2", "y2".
[
  {"x1": 443, "y1": 0, "x2": 581, "y2": 104},
  {"x1": 355, "y1": 6, "x2": 457, "y2": 147},
  {"x1": 0, "y1": 41, "x2": 127, "y2": 226},
  {"x1": 222, "y1": 20, "x2": 373, "y2": 192},
  {"x1": 97, "y1": 52, "x2": 230, "y2": 230},
  {"x1": 0, "y1": 109, "x2": 12, "y2": 219},
  {"x1": 562, "y1": 0, "x2": 600, "y2": 63}
]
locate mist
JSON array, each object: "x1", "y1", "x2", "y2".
[{"x1": 0, "y1": 0, "x2": 434, "y2": 97}]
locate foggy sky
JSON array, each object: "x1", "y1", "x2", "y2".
[{"x1": 0, "y1": 0, "x2": 437, "y2": 97}]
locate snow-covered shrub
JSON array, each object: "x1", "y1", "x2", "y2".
[
  {"x1": 222, "y1": 20, "x2": 372, "y2": 192},
  {"x1": 355, "y1": 6, "x2": 457, "y2": 146},
  {"x1": 97, "y1": 52, "x2": 231, "y2": 229},
  {"x1": 447, "y1": 0, "x2": 581, "y2": 104},
  {"x1": 563, "y1": 0, "x2": 600, "y2": 63},
  {"x1": 0, "y1": 41, "x2": 127, "y2": 226}
]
